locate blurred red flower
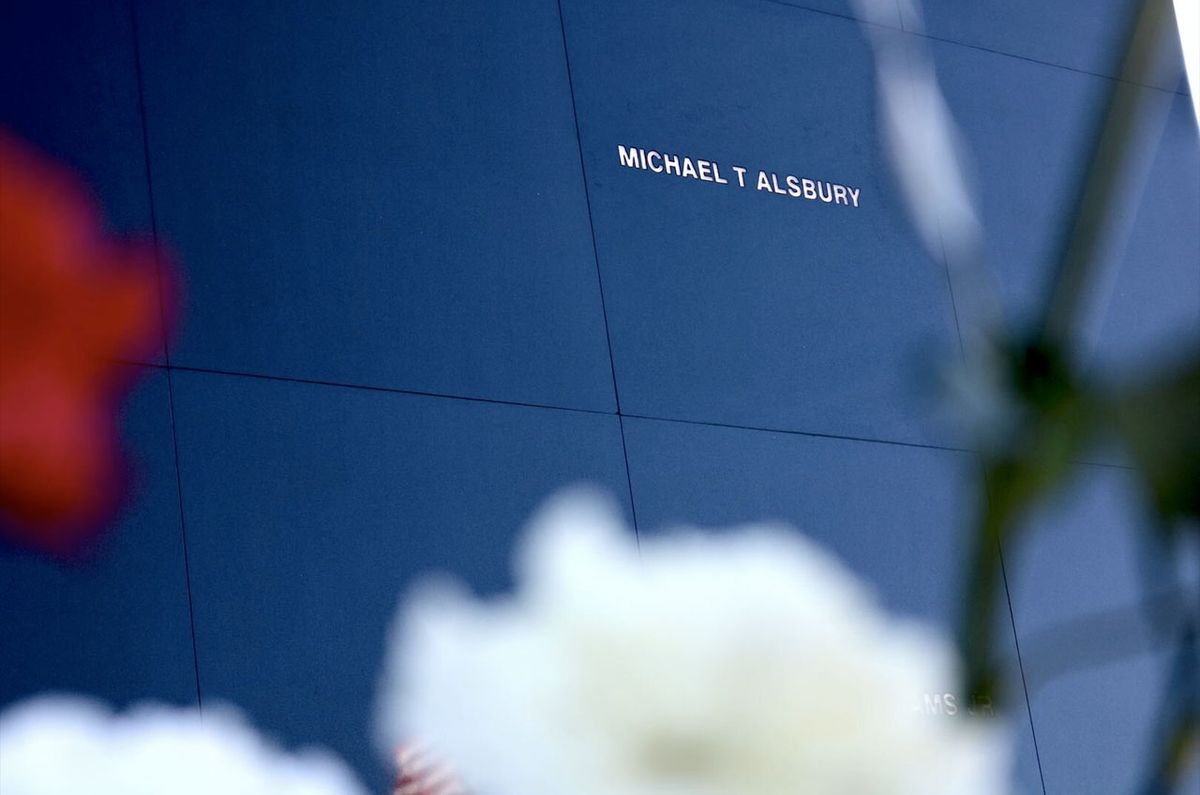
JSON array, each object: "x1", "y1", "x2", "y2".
[{"x1": 0, "y1": 130, "x2": 174, "y2": 554}]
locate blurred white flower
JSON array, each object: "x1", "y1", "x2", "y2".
[
  {"x1": 1175, "y1": 0, "x2": 1200, "y2": 127},
  {"x1": 0, "y1": 696, "x2": 367, "y2": 795},
  {"x1": 377, "y1": 489, "x2": 1011, "y2": 795}
]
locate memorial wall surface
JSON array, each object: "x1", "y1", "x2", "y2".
[{"x1": 2, "y1": 1, "x2": 1197, "y2": 792}]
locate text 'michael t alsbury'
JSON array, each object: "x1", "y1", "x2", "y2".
[{"x1": 617, "y1": 144, "x2": 862, "y2": 208}]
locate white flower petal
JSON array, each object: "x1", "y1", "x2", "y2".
[
  {"x1": 0, "y1": 696, "x2": 366, "y2": 795},
  {"x1": 377, "y1": 489, "x2": 1013, "y2": 795}
]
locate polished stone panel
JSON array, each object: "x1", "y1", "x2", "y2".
[
  {"x1": 135, "y1": 0, "x2": 616, "y2": 411},
  {"x1": 170, "y1": 369, "x2": 632, "y2": 790},
  {"x1": 0, "y1": 0, "x2": 148, "y2": 233},
  {"x1": 933, "y1": 40, "x2": 1199, "y2": 384},
  {"x1": 625, "y1": 415, "x2": 971, "y2": 625},
  {"x1": 1085, "y1": 90, "x2": 1200, "y2": 380},
  {"x1": 911, "y1": 0, "x2": 1187, "y2": 91},
  {"x1": 0, "y1": 370, "x2": 196, "y2": 710},
  {"x1": 623, "y1": 415, "x2": 1045, "y2": 794},
  {"x1": 563, "y1": 0, "x2": 959, "y2": 446},
  {"x1": 1, "y1": 0, "x2": 166, "y2": 362},
  {"x1": 1006, "y1": 465, "x2": 1200, "y2": 795},
  {"x1": 770, "y1": 0, "x2": 901, "y2": 28}
]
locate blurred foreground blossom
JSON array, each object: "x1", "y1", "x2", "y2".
[
  {"x1": 1176, "y1": 0, "x2": 1199, "y2": 126},
  {"x1": 378, "y1": 490, "x2": 1011, "y2": 795},
  {"x1": 0, "y1": 696, "x2": 367, "y2": 795},
  {"x1": 0, "y1": 131, "x2": 174, "y2": 552}
]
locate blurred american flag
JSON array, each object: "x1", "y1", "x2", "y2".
[{"x1": 393, "y1": 742, "x2": 467, "y2": 795}]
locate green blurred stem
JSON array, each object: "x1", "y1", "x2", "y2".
[{"x1": 963, "y1": 0, "x2": 1177, "y2": 700}]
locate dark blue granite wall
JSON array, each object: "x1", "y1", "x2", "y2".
[{"x1": 2, "y1": 2, "x2": 1196, "y2": 792}]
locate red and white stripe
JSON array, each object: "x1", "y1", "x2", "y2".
[{"x1": 393, "y1": 741, "x2": 468, "y2": 795}]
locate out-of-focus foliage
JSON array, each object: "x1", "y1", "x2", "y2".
[
  {"x1": 1115, "y1": 354, "x2": 1200, "y2": 523},
  {"x1": 860, "y1": 0, "x2": 1198, "y2": 791}
]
